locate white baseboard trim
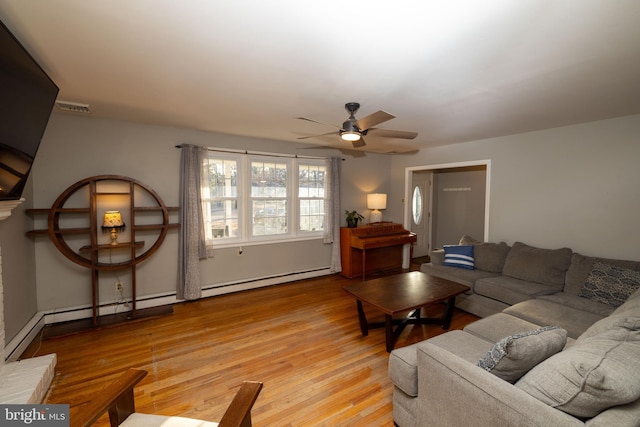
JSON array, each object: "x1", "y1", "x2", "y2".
[
  {"x1": 6, "y1": 267, "x2": 334, "y2": 361},
  {"x1": 5, "y1": 313, "x2": 46, "y2": 362}
]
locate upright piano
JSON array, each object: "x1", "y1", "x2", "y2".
[{"x1": 340, "y1": 223, "x2": 417, "y2": 280}]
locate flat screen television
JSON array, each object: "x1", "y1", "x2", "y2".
[{"x1": 0, "y1": 18, "x2": 58, "y2": 200}]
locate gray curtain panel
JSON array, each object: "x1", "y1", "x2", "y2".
[
  {"x1": 178, "y1": 144, "x2": 208, "y2": 300},
  {"x1": 324, "y1": 157, "x2": 342, "y2": 273}
]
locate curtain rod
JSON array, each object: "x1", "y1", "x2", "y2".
[{"x1": 175, "y1": 144, "x2": 344, "y2": 160}]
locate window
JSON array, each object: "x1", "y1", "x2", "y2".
[
  {"x1": 251, "y1": 158, "x2": 289, "y2": 236},
  {"x1": 202, "y1": 151, "x2": 327, "y2": 245},
  {"x1": 202, "y1": 155, "x2": 240, "y2": 239},
  {"x1": 412, "y1": 184, "x2": 422, "y2": 225},
  {"x1": 298, "y1": 161, "x2": 325, "y2": 233}
]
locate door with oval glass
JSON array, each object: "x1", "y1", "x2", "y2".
[{"x1": 411, "y1": 171, "x2": 431, "y2": 258}]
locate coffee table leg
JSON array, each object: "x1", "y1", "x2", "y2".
[
  {"x1": 356, "y1": 300, "x2": 368, "y2": 336},
  {"x1": 385, "y1": 314, "x2": 393, "y2": 352},
  {"x1": 441, "y1": 297, "x2": 456, "y2": 329}
]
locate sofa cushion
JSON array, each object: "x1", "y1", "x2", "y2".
[
  {"x1": 504, "y1": 299, "x2": 605, "y2": 339},
  {"x1": 454, "y1": 293, "x2": 511, "y2": 319},
  {"x1": 615, "y1": 286, "x2": 640, "y2": 314},
  {"x1": 429, "y1": 249, "x2": 445, "y2": 265},
  {"x1": 477, "y1": 326, "x2": 567, "y2": 383},
  {"x1": 122, "y1": 414, "x2": 219, "y2": 427},
  {"x1": 516, "y1": 320, "x2": 640, "y2": 418},
  {"x1": 443, "y1": 245, "x2": 474, "y2": 270},
  {"x1": 501, "y1": 242, "x2": 572, "y2": 287},
  {"x1": 536, "y1": 293, "x2": 616, "y2": 317},
  {"x1": 564, "y1": 253, "x2": 640, "y2": 297},
  {"x1": 474, "y1": 275, "x2": 562, "y2": 306},
  {"x1": 459, "y1": 234, "x2": 479, "y2": 245},
  {"x1": 464, "y1": 313, "x2": 560, "y2": 346},
  {"x1": 578, "y1": 262, "x2": 640, "y2": 308},
  {"x1": 472, "y1": 242, "x2": 511, "y2": 273},
  {"x1": 388, "y1": 331, "x2": 492, "y2": 397},
  {"x1": 420, "y1": 263, "x2": 498, "y2": 290},
  {"x1": 577, "y1": 312, "x2": 640, "y2": 342}
]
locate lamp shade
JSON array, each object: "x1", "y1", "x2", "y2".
[
  {"x1": 367, "y1": 193, "x2": 387, "y2": 223},
  {"x1": 367, "y1": 193, "x2": 387, "y2": 210},
  {"x1": 102, "y1": 211, "x2": 125, "y2": 229}
]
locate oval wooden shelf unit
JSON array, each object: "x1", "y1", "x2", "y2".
[{"x1": 27, "y1": 175, "x2": 179, "y2": 327}]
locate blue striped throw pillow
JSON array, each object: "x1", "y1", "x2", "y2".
[{"x1": 443, "y1": 245, "x2": 475, "y2": 270}]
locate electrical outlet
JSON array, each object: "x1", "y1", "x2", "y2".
[{"x1": 116, "y1": 282, "x2": 123, "y2": 292}]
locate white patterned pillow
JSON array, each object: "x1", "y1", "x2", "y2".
[
  {"x1": 579, "y1": 262, "x2": 640, "y2": 307},
  {"x1": 477, "y1": 326, "x2": 567, "y2": 383}
]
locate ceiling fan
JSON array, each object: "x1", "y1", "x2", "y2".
[{"x1": 296, "y1": 102, "x2": 418, "y2": 148}]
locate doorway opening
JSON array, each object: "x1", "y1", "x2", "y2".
[{"x1": 403, "y1": 160, "x2": 491, "y2": 266}]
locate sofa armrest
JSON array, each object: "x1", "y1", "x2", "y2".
[
  {"x1": 416, "y1": 342, "x2": 582, "y2": 426},
  {"x1": 429, "y1": 249, "x2": 444, "y2": 265}
]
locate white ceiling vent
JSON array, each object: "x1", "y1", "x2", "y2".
[{"x1": 55, "y1": 101, "x2": 92, "y2": 113}]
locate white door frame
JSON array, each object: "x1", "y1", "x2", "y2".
[{"x1": 402, "y1": 159, "x2": 492, "y2": 267}]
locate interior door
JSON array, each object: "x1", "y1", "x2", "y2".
[{"x1": 410, "y1": 172, "x2": 431, "y2": 258}]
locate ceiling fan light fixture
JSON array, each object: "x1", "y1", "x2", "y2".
[{"x1": 340, "y1": 131, "x2": 361, "y2": 142}]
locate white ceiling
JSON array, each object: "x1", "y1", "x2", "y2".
[{"x1": 2, "y1": 1, "x2": 640, "y2": 154}]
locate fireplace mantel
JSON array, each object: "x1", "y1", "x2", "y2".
[{"x1": 0, "y1": 199, "x2": 24, "y2": 221}]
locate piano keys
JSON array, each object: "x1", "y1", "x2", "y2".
[{"x1": 340, "y1": 223, "x2": 417, "y2": 280}]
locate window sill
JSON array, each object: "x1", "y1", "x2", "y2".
[{"x1": 207, "y1": 234, "x2": 324, "y2": 250}]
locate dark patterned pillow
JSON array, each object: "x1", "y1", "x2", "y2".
[
  {"x1": 579, "y1": 262, "x2": 640, "y2": 307},
  {"x1": 477, "y1": 326, "x2": 567, "y2": 383}
]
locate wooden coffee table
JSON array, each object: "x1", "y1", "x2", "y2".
[{"x1": 343, "y1": 271, "x2": 470, "y2": 352}]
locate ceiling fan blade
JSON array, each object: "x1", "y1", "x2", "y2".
[
  {"x1": 297, "y1": 117, "x2": 342, "y2": 130},
  {"x1": 367, "y1": 128, "x2": 418, "y2": 140},
  {"x1": 296, "y1": 131, "x2": 339, "y2": 140},
  {"x1": 351, "y1": 137, "x2": 366, "y2": 148},
  {"x1": 355, "y1": 110, "x2": 395, "y2": 131}
]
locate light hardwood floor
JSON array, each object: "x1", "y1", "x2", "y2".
[{"x1": 21, "y1": 270, "x2": 478, "y2": 426}]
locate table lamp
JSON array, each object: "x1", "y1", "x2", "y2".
[
  {"x1": 367, "y1": 193, "x2": 387, "y2": 223},
  {"x1": 102, "y1": 211, "x2": 125, "y2": 245}
]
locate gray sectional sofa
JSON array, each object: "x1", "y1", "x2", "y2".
[{"x1": 389, "y1": 240, "x2": 640, "y2": 426}]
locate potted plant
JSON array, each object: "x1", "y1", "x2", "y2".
[{"x1": 345, "y1": 210, "x2": 364, "y2": 228}]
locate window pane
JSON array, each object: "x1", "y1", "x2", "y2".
[
  {"x1": 207, "y1": 158, "x2": 237, "y2": 197},
  {"x1": 298, "y1": 162, "x2": 325, "y2": 232},
  {"x1": 251, "y1": 161, "x2": 287, "y2": 197},
  {"x1": 252, "y1": 199, "x2": 287, "y2": 236},
  {"x1": 209, "y1": 199, "x2": 239, "y2": 238},
  {"x1": 203, "y1": 156, "x2": 240, "y2": 241},
  {"x1": 298, "y1": 164, "x2": 325, "y2": 198},
  {"x1": 299, "y1": 199, "x2": 324, "y2": 232}
]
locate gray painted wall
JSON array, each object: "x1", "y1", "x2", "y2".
[
  {"x1": 6, "y1": 111, "x2": 640, "y2": 345},
  {"x1": 432, "y1": 167, "x2": 486, "y2": 248},
  {"x1": 0, "y1": 178, "x2": 37, "y2": 343},
  {"x1": 390, "y1": 114, "x2": 640, "y2": 260},
  {"x1": 21, "y1": 113, "x2": 390, "y2": 325}
]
